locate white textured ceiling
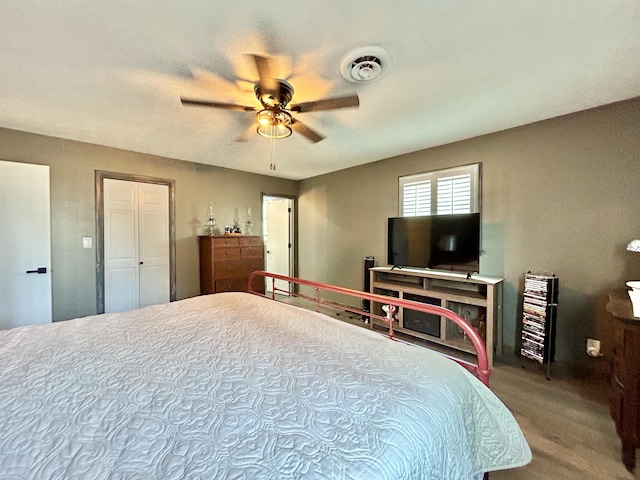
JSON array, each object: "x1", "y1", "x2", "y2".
[{"x1": 1, "y1": 1, "x2": 639, "y2": 180}]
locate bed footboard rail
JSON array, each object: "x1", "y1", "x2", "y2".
[{"x1": 248, "y1": 270, "x2": 491, "y2": 386}]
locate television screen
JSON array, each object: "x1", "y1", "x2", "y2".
[{"x1": 387, "y1": 213, "x2": 481, "y2": 272}]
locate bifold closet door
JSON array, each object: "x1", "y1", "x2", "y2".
[
  {"x1": 104, "y1": 179, "x2": 169, "y2": 313},
  {"x1": 137, "y1": 182, "x2": 170, "y2": 307}
]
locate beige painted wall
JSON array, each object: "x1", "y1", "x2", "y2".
[
  {"x1": 298, "y1": 98, "x2": 640, "y2": 373},
  {"x1": 2, "y1": 97, "x2": 638, "y2": 375},
  {"x1": 0, "y1": 128, "x2": 297, "y2": 322}
]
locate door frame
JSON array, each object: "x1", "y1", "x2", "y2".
[
  {"x1": 261, "y1": 193, "x2": 297, "y2": 291},
  {"x1": 95, "y1": 171, "x2": 176, "y2": 314}
]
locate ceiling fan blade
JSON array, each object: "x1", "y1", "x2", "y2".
[
  {"x1": 250, "y1": 54, "x2": 279, "y2": 94},
  {"x1": 291, "y1": 119, "x2": 325, "y2": 143},
  {"x1": 235, "y1": 123, "x2": 256, "y2": 143},
  {"x1": 181, "y1": 98, "x2": 255, "y2": 111},
  {"x1": 290, "y1": 94, "x2": 359, "y2": 113}
]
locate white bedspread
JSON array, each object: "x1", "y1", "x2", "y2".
[{"x1": 0, "y1": 293, "x2": 530, "y2": 479}]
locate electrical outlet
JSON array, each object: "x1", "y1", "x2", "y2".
[{"x1": 586, "y1": 338, "x2": 601, "y2": 357}]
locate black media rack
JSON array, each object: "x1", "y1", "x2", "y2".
[{"x1": 520, "y1": 272, "x2": 559, "y2": 380}]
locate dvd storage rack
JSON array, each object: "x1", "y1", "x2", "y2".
[{"x1": 520, "y1": 272, "x2": 559, "y2": 379}]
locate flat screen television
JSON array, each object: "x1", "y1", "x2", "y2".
[{"x1": 387, "y1": 213, "x2": 481, "y2": 272}]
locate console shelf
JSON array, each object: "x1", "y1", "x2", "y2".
[{"x1": 370, "y1": 266, "x2": 504, "y2": 366}]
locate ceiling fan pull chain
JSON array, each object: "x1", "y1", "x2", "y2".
[{"x1": 270, "y1": 136, "x2": 276, "y2": 170}]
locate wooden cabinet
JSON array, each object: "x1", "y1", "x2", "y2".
[
  {"x1": 198, "y1": 236, "x2": 265, "y2": 294},
  {"x1": 607, "y1": 290, "x2": 640, "y2": 472},
  {"x1": 369, "y1": 267, "x2": 503, "y2": 367}
]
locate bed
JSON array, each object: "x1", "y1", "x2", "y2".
[{"x1": 0, "y1": 271, "x2": 531, "y2": 479}]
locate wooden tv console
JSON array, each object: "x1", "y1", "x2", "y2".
[{"x1": 369, "y1": 267, "x2": 503, "y2": 367}]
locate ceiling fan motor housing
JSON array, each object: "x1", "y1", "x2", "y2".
[{"x1": 254, "y1": 80, "x2": 294, "y2": 108}]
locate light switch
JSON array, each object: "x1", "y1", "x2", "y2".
[{"x1": 82, "y1": 237, "x2": 92, "y2": 249}]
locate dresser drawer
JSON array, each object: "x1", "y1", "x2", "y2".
[
  {"x1": 215, "y1": 258, "x2": 264, "y2": 280},
  {"x1": 249, "y1": 274, "x2": 266, "y2": 294},
  {"x1": 240, "y1": 236, "x2": 262, "y2": 248},
  {"x1": 214, "y1": 247, "x2": 241, "y2": 261},
  {"x1": 240, "y1": 257, "x2": 264, "y2": 274},
  {"x1": 213, "y1": 237, "x2": 240, "y2": 248},
  {"x1": 214, "y1": 260, "x2": 245, "y2": 280},
  {"x1": 215, "y1": 277, "x2": 250, "y2": 292},
  {"x1": 241, "y1": 246, "x2": 263, "y2": 259}
]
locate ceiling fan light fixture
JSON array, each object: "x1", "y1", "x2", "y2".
[{"x1": 256, "y1": 109, "x2": 293, "y2": 139}]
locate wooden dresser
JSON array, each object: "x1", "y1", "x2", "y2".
[
  {"x1": 198, "y1": 235, "x2": 265, "y2": 294},
  {"x1": 607, "y1": 289, "x2": 640, "y2": 472}
]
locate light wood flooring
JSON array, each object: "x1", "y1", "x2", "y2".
[
  {"x1": 283, "y1": 297, "x2": 638, "y2": 479},
  {"x1": 489, "y1": 362, "x2": 636, "y2": 480}
]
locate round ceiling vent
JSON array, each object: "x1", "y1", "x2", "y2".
[{"x1": 340, "y1": 46, "x2": 392, "y2": 83}]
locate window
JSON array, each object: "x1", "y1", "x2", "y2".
[{"x1": 399, "y1": 163, "x2": 480, "y2": 216}]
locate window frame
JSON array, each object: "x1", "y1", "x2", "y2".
[{"x1": 398, "y1": 163, "x2": 481, "y2": 216}]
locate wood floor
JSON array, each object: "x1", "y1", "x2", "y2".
[
  {"x1": 489, "y1": 362, "x2": 637, "y2": 480},
  {"x1": 283, "y1": 298, "x2": 638, "y2": 479}
]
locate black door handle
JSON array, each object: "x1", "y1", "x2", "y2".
[{"x1": 26, "y1": 267, "x2": 47, "y2": 274}]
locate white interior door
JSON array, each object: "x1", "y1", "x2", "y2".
[
  {"x1": 265, "y1": 198, "x2": 292, "y2": 294},
  {"x1": 0, "y1": 160, "x2": 52, "y2": 329},
  {"x1": 104, "y1": 179, "x2": 169, "y2": 313}
]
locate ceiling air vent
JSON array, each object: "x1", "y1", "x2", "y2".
[{"x1": 340, "y1": 46, "x2": 392, "y2": 83}]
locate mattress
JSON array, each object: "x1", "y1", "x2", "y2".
[{"x1": 0, "y1": 293, "x2": 530, "y2": 479}]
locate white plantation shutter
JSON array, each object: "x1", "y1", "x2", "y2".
[
  {"x1": 402, "y1": 180, "x2": 431, "y2": 216},
  {"x1": 399, "y1": 164, "x2": 480, "y2": 217},
  {"x1": 437, "y1": 173, "x2": 471, "y2": 214}
]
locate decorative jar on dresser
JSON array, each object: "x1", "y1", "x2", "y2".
[
  {"x1": 607, "y1": 289, "x2": 640, "y2": 472},
  {"x1": 198, "y1": 235, "x2": 265, "y2": 294}
]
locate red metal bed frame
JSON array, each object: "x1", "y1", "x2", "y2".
[{"x1": 248, "y1": 270, "x2": 491, "y2": 387}]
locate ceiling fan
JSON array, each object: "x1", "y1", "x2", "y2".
[{"x1": 180, "y1": 54, "x2": 359, "y2": 143}]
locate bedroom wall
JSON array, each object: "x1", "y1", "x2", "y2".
[
  {"x1": 0, "y1": 128, "x2": 297, "y2": 322},
  {"x1": 297, "y1": 97, "x2": 640, "y2": 376}
]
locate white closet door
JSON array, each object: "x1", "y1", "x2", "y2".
[
  {"x1": 104, "y1": 179, "x2": 170, "y2": 313},
  {"x1": 104, "y1": 179, "x2": 139, "y2": 313},
  {"x1": 0, "y1": 160, "x2": 52, "y2": 329},
  {"x1": 138, "y1": 182, "x2": 169, "y2": 307}
]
